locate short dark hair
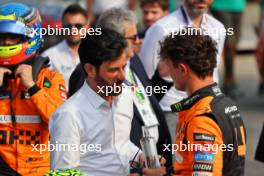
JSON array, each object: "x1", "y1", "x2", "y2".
[
  {"x1": 62, "y1": 4, "x2": 87, "y2": 20},
  {"x1": 78, "y1": 28, "x2": 127, "y2": 69},
  {"x1": 140, "y1": 0, "x2": 169, "y2": 11},
  {"x1": 159, "y1": 29, "x2": 218, "y2": 79}
]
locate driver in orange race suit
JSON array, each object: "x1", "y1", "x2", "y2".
[{"x1": 0, "y1": 2, "x2": 66, "y2": 175}]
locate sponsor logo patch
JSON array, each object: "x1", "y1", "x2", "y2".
[
  {"x1": 175, "y1": 152, "x2": 183, "y2": 164},
  {"x1": 194, "y1": 152, "x2": 214, "y2": 162},
  {"x1": 212, "y1": 86, "x2": 222, "y2": 96},
  {"x1": 193, "y1": 163, "x2": 213, "y2": 172},
  {"x1": 192, "y1": 171, "x2": 213, "y2": 176},
  {"x1": 59, "y1": 84, "x2": 66, "y2": 92},
  {"x1": 194, "y1": 133, "x2": 215, "y2": 142},
  {"x1": 225, "y1": 106, "x2": 238, "y2": 114},
  {"x1": 43, "y1": 77, "x2": 51, "y2": 88}
]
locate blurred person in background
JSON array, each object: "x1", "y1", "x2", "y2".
[
  {"x1": 41, "y1": 4, "x2": 89, "y2": 90},
  {"x1": 255, "y1": 0, "x2": 264, "y2": 163},
  {"x1": 139, "y1": 0, "x2": 169, "y2": 39},
  {"x1": 255, "y1": 0, "x2": 264, "y2": 95},
  {"x1": 86, "y1": 0, "x2": 136, "y2": 24},
  {"x1": 139, "y1": 0, "x2": 225, "y2": 144},
  {"x1": 211, "y1": 0, "x2": 246, "y2": 99},
  {"x1": 0, "y1": 2, "x2": 66, "y2": 175},
  {"x1": 69, "y1": 8, "x2": 172, "y2": 175}
]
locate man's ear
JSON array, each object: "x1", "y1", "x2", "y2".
[
  {"x1": 178, "y1": 63, "x2": 189, "y2": 75},
  {"x1": 83, "y1": 63, "x2": 96, "y2": 78}
]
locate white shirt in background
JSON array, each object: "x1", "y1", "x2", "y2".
[
  {"x1": 93, "y1": 0, "x2": 128, "y2": 15},
  {"x1": 41, "y1": 40, "x2": 80, "y2": 90},
  {"x1": 139, "y1": 5, "x2": 226, "y2": 111}
]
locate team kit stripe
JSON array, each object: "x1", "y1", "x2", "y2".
[{"x1": 0, "y1": 115, "x2": 41, "y2": 123}]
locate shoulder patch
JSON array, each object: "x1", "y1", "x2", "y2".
[{"x1": 43, "y1": 77, "x2": 52, "y2": 88}]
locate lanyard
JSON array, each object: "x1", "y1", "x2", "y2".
[
  {"x1": 180, "y1": 5, "x2": 189, "y2": 26},
  {"x1": 128, "y1": 69, "x2": 146, "y2": 104},
  {"x1": 127, "y1": 68, "x2": 159, "y2": 127}
]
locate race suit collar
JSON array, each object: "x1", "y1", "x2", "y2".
[{"x1": 171, "y1": 83, "x2": 223, "y2": 112}]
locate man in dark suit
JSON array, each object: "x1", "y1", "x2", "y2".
[{"x1": 68, "y1": 8, "x2": 172, "y2": 174}]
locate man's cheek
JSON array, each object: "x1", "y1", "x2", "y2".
[{"x1": 105, "y1": 74, "x2": 117, "y2": 85}]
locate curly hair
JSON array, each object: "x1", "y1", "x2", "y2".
[{"x1": 159, "y1": 30, "x2": 218, "y2": 79}]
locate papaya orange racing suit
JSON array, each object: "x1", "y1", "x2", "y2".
[
  {"x1": 0, "y1": 64, "x2": 66, "y2": 176},
  {"x1": 171, "y1": 83, "x2": 246, "y2": 176}
]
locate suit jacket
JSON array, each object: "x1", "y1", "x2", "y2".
[{"x1": 68, "y1": 54, "x2": 172, "y2": 170}]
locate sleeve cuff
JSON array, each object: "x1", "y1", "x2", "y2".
[{"x1": 28, "y1": 84, "x2": 41, "y2": 96}]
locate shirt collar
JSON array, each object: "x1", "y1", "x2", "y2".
[
  {"x1": 61, "y1": 40, "x2": 74, "y2": 54},
  {"x1": 81, "y1": 81, "x2": 119, "y2": 109},
  {"x1": 81, "y1": 81, "x2": 107, "y2": 109},
  {"x1": 60, "y1": 40, "x2": 69, "y2": 49},
  {"x1": 170, "y1": 83, "x2": 222, "y2": 112}
]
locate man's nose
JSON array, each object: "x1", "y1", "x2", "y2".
[
  {"x1": 133, "y1": 35, "x2": 140, "y2": 45},
  {"x1": 146, "y1": 13, "x2": 154, "y2": 21},
  {"x1": 118, "y1": 69, "x2": 126, "y2": 81}
]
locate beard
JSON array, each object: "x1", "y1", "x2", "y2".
[
  {"x1": 192, "y1": 6, "x2": 208, "y2": 15},
  {"x1": 185, "y1": 0, "x2": 209, "y2": 16},
  {"x1": 95, "y1": 74, "x2": 124, "y2": 97},
  {"x1": 65, "y1": 36, "x2": 81, "y2": 47}
]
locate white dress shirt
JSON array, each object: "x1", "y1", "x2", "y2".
[
  {"x1": 41, "y1": 40, "x2": 80, "y2": 90},
  {"x1": 113, "y1": 88, "x2": 141, "y2": 162},
  {"x1": 49, "y1": 82, "x2": 130, "y2": 176},
  {"x1": 139, "y1": 5, "x2": 226, "y2": 111}
]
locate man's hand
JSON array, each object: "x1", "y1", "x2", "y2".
[
  {"x1": 0, "y1": 67, "x2": 12, "y2": 87},
  {"x1": 143, "y1": 166, "x2": 166, "y2": 176},
  {"x1": 14, "y1": 64, "x2": 35, "y2": 89},
  {"x1": 159, "y1": 156, "x2": 166, "y2": 166},
  {"x1": 138, "y1": 153, "x2": 145, "y2": 166},
  {"x1": 128, "y1": 174, "x2": 140, "y2": 176}
]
